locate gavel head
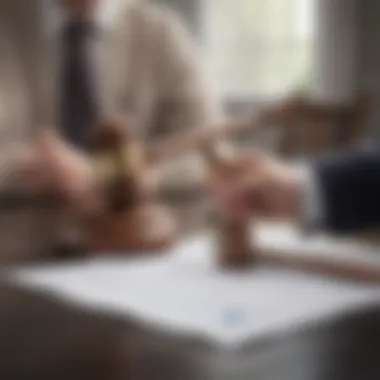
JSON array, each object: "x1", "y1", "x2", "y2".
[
  {"x1": 90, "y1": 116, "x2": 147, "y2": 213},
  {"x1": 91, "y1": 116, "x2": 134, "y2": 152}
]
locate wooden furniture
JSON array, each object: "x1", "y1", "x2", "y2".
[{"x1": 270, "y1": 93, "x2": 372, "y2": 157}]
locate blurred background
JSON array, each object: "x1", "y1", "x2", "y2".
[
  {"x1": 156, "y1": 0, "x2": 378, "y2": 126},
  {"x1": 154, "y1": 0, "x2": 376, "y2": 195}
]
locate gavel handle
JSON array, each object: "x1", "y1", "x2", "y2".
[{"x1": 147, "y1": 112, "x2": 263, "y2": 164}]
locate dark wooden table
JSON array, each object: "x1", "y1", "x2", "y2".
[{"x1": 0, "y1": 193, "x2": 378, "y2": 380}]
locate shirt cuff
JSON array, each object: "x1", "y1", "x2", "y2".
[{"x1": 298, "y1": 164, "x2": 325, "y2": 232}]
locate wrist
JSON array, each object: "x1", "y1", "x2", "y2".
[{"x1": 296, "y1": 164, "x2": 325, "y2": 231}]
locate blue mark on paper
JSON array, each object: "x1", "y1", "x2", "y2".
[{"x1": 222, "y1": 307, "x2": 246, "y2": 327}]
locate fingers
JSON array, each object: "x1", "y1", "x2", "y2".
[
  {"x1": 206, "y1": 150, "x2": 292, "y2": 221},
  {"x1": 12, "y1": 144, "x2": 50, "y2": 192},
  {"x1": 12, "y1": 132, "x2": 98, "y2": 213},
  {"x1": 34, "y1": 133, "x2": 92, "y2": 206},
  {"x1": 140, "y1": 169, "x2": 159, "y2": 195},
  {"x1": 206, "y1": 149, "x2": 261, "y2": 188}
]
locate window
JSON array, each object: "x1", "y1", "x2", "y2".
[{"x1": 202, "y1": 0, "x2": 316, "y2": 99}]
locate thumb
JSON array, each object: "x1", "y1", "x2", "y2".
[
  {"x1": 235, "y1": 149, "x2": 266, "y2": 171},
  {"x1": 232, "y1": 174, "x2": 276, "y2": 217},
  {"x1": 38, "y1": 129, "x2": 64, "y2": 151}
]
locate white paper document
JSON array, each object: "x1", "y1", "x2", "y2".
[{"x1": 8, "y1": 223, "x2": 380, "y2": 348}]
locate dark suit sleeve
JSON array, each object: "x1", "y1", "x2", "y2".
[{"x1": 313, "y1": 147, "x2": 380, "y2": 233}]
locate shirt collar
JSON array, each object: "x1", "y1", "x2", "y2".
[{"x1": 44, "y1": 0, "x2": 132, "y2": 37}]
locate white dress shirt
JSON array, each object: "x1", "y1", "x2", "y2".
[{"x1": 300, "y1": 165, "x2": 326, "y2": 231}]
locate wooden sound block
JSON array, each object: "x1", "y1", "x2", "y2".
[{"x1": 85, "y1": 203, "x2": 178, "y2": 254}]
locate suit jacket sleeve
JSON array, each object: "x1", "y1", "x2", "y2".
[
  {"x1": 147, "y1": 8, "x2": 224, "y2": 190},
  {"x1": 153, "y1": 9, "x2": 223, "y2": 136},
  {"x1": 312, "y1": 147, "x2": 380, "y2": 233}
]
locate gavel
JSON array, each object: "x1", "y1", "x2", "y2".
[
  {"x1": 201, "y1": 142, "x2": 255, "y2": 269},
  {"x1": 91, "y1": 118, "x2": 145, "y2": 213},
  {"x1": 85, "y1": 117, "x2": 177, "y2": 253}
]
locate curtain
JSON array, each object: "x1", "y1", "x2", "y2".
[{"x1": 312, "y1": 0, "x2": 359, "y2": 104}]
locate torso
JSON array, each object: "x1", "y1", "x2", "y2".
[
  {"x1": 0, "y1": 0, "x2": 166, "y2": 146},
  {"x1": 0, "y1": 30, "x2": 31, "y2": 156}
]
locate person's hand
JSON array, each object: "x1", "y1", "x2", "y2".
[
  {"x1": 206, "y1": 151, "x2": 305, "y2": 221},
  {"x1": 13, "y1": 143, "x2": 51, "y2": 193},
  {"x1": 16, "y1": 131, "x2": 97, "y2": 212},
  {"x1": 15, "y1": 131, "x2": 160, "y2": 213},
  {"x1": 38, "y1": 131, "x2": 97, "y2": 210}
]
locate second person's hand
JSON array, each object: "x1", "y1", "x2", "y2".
[{"x1": 206, "y1": 150, "x2": 305, "y2": 222}]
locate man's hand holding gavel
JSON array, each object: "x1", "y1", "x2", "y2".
[
  {"x1": 16, "y1": 132, "x2": 99, "y2": 212},
  {"x1": 16, "y1": 131, "x2": 157, "y2": 213},
  {"x1": 207, "y1": 151, "x2": 306, "y2": 222}
]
